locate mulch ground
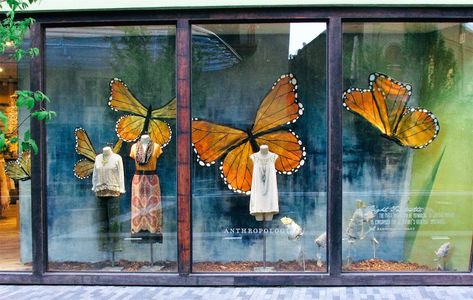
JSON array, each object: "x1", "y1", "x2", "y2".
[
  {"x1": 48, "y1": 258, "x2": 435, "y2": 272},
  {"x1": 343, "y1": 258, "x2": 435, "y2": 272}
]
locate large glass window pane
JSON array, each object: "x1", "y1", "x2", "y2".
[
  {"x1": 46, "y1": 26, "x2": 177, "y2": 272},
  {"x1": 0, "y1": 36, "x2": 32, "y2": 271},
  {"x1": 191, "y1": 23, "x2": 327, "y2": 272},
  {"x1": 342, "y1": 23, "x2": 473, "y2": 272}
]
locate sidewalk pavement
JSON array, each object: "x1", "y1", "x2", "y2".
[{"x1": 0, "y1": 285, "x2": 471, "y2": 300}]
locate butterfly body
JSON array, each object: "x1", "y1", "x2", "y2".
[
  {"x1": 109, "y1": 78, "x2": 176, "y2": 147},
  {"x1": 192, "y1": 74, "x2": 306, "y2": 194},
  {"x1": 343, "y1": 73, "x2": 439, "y2": 149}
]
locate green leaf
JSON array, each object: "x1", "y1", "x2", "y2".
[
  {"x1": 0, "y1": 111, "x2": 8, "y2": 132},
  {"x1": 23, "y1": 130, "x2": 30, "y2": 141},
  {"x1": 0, "y1": 133, "x2": 6, "y2": 152},
  {"x1": 29, "y1": 139, "x2": 38, "y2": 154},
  {"x1": 9, "y1": 136, "x2": 18, "y2": 143}
]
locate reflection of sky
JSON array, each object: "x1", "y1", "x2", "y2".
[
  {"x1": 289, "y1": 23, "x2": 326, "y2": 57},
  {"x1": 464, "y1": 23, "x2": 473, "y2": 32}
]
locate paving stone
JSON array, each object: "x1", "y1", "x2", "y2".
[{"x1": 0, "y1": 285, "x2": 471, "y2": 299}]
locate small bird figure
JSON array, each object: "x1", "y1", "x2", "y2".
[
  {"x1": 280, "y1": 216, "x2": 303, "y2": 240},
  {"x1": 314, "y1": 232, "x2": 327, "y2": 248},
  {"x1": 434, "y1": 242, "x2": 450, "y2": 271}
]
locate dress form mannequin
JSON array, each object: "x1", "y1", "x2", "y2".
[
  {"x1": 249, "y1": 144, "x2": 279, "y2": 221},
  {"x1": 92, "y1": 145, "x2": 125, "y2": 254},
  {"x1": 130, "y1": 134, "x2": 164, "y2": 244}
]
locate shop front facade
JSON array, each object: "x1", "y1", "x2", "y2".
[{"x1": 0, "y1": 3, "x2": 472, "y2": 285}]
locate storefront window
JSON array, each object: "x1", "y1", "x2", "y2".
[
  {"x1": 191, "y1": 23, "x2": 327, "y2": 272},
  {"x1": 45, "y1": 26, "x2": 177, "y2": 272},
  {"x1": 342, "y1": 23, "x2": 473, "y2": 272},
  {"x1": 0, "y1": 37, "x2": 32, "y2": 271}
]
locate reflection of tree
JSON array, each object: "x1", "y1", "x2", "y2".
[
  {"x1": 109, "y1": 27, "x2": 175, "y2": 104},
  {"x1": 402, "y1": 27, "x2": 457, "y2": 101}
]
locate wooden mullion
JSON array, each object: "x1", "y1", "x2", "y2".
[{"x1": 176, "y1": 19, "x2": 192, "y2": 275}]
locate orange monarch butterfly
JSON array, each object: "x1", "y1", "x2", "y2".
[
  {"x1": 73, "y1": 128, "x2": 123, "y2": 180},
  {"x1": 192, "y1": 74, "x2": 306, "y2": 194},
  {"x1": 343, "y1": 72, "x2": 440, "y2": 149},
  {"x1": 5, "y1": 151, "x2": 31, "y2": 181},
  {"x1": 108, "y1": 79, "x2": 176, "y2": 147}
]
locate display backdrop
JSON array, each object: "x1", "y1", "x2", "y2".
[
  {"x1": 45, "y1": 26, "x2": 178, "y2": 271},
  {"x1": 191, "y1": 23, "x2": 328, "y2": 272}
]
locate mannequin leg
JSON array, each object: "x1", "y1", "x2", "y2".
[
  {"x1": 97, "y1": 198, "x2": 109, "y2": 252},
  {"x1": 264, "y1": 213, "x2": 274, "y2": 221},
  {"x1": 108, "y1": 197, "x2": 122, "y2": 252}
]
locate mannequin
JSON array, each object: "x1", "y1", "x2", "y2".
[
  {"x1": 129, "y1": 134, "x2": 163, "y2": 243},
  {"x1": 249, "y1": 145, "x2": 279, "y2": 221},
  {"x1": 92, "y1": 146, "x2": 125, "y2": 253}
]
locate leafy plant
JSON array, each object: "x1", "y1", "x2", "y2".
[{"x1": 0, "y1": 0, "x2": 56, "y2": 155}]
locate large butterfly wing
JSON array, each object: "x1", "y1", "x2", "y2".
[
  {"x1": 370, "y1": 73, "x2": 412, "y2": 135},
  {"x1": 393, "y1": 107, "x2": 440, "y2": 149},
  {"x1": 148, "y1": 118, "x2": 172, "y2": 147},
  {"x1": 192, "y1": 119, "x2": 248, "y2": 166},
  {"x1": 5, "y1": 152, "x2": 31, "y2": 181},
  {"x1": 255, "y1": 130, "x2": 306, "y2": 174},
  {"x1": 343, "y1": 88, "x2": 389, "y2": 134},
  {"x1": 73, "y1": 158, "x2": 95, "y2": 180},
  {"x1": 151, "y1": 97, "x2": 177, "y2": 119},
  {"x1": 220, "y1": 141, "x2": 254, "y2": 194},
  {"x1": 251, "y1": 74, "x2": 303, "y2": 135},
  {"x1": 115, "y1": 115, "x2": 146, "y2": 143},
  {"x1": 108, "y1": 79, "x2": 147, "y2": 116},
  {"x1": 75, "y1": 128, "x2": 96, "y2": 161}
]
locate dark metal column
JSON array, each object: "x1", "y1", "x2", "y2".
[
  {"x1": 327, "y1": 17, "x2": 343, "y2": 277},
  {"x1": 30, "y1": 22, "x2": 48, "y2": 276}
]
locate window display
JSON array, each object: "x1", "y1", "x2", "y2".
[
  {"x1": 191, "y1": 23, "x2": 327, "y2": 272},
  {"x1": 46, "y1": 26, "x2": 177, "y2": 272},
  {"x1": 342, "y1": 23, "x2": 473, "y2": 272}
]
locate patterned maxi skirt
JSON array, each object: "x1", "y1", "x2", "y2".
[{"x1": 131, "y1": 174, "x2": 163, "y2": 243}]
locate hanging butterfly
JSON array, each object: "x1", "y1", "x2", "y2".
[
  {"x1": 73, "y1": 128, "x2": 123, "y2": 180},
  {"x1": 108, "y1": 79, "x2": 176, "y2": 147},
  {"x1": 5, "y1": 151, "x2": 31, "y2": 181},
  {"x1": 192, "y1": 73, "x2": 306, "y2": 194},
  {"x1": 343, "y1": 72, "x2": 440, "y2": 149}
]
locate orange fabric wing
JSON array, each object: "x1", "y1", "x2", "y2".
[
  {"x1": 343, "y1": 88, "x2": 388, "y2": 135},
  {"x1": 73, "y1": 158, "x2": 95, "y2": 180},
  {"x1": 394, "y1": 108, "x2": 440, "y2": 149},
  {"x1": 251, "y1": 74, "x2": 303, "y2": 135},
  {"x1": 115, "y1": 115, "x2": 145, "y2": 143},
  {"x1": 75, "y1": 128, "x2": 96, "y2": 161},
  {"x1": 148, "y1": 118, "x2": 172, "y2": 147},
  {"x1": 108, "y1": 79, "x2": 147, "y2": 116},
  {"x1": 220, "y1": 141, "x2": 254, "y2": 194},
  {"x1": 371, "y1": 73, "x2": 411, "y2": 135},
  {"x1": 151, "y1": 97, "x2": 177, "y2": 119},
  {"x1": 255, "y1": 130, "x2": 305, "y2": 174},
  {"x1": 192, "y1": 119, "x2": 248, "y2": 166}
]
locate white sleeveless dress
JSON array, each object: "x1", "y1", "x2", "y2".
[{"x1": 249, "y1": 152, "x2": 279, "y2": 216}]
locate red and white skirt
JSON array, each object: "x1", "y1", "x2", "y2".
[{"x1": 131, "y1": 174, "x2": 163, "y2": 242}]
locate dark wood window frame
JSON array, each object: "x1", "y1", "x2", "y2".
[{"x1": 0, "y1": 6, "x2": 470, "y2": 286}]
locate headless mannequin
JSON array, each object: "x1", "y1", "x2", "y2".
[
  {"x1": 93, "y1": 145, "x2": 124, "y2": 255},
  {"x1": 252, "y1": 145, "x2": 276, "y2": 222}
]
